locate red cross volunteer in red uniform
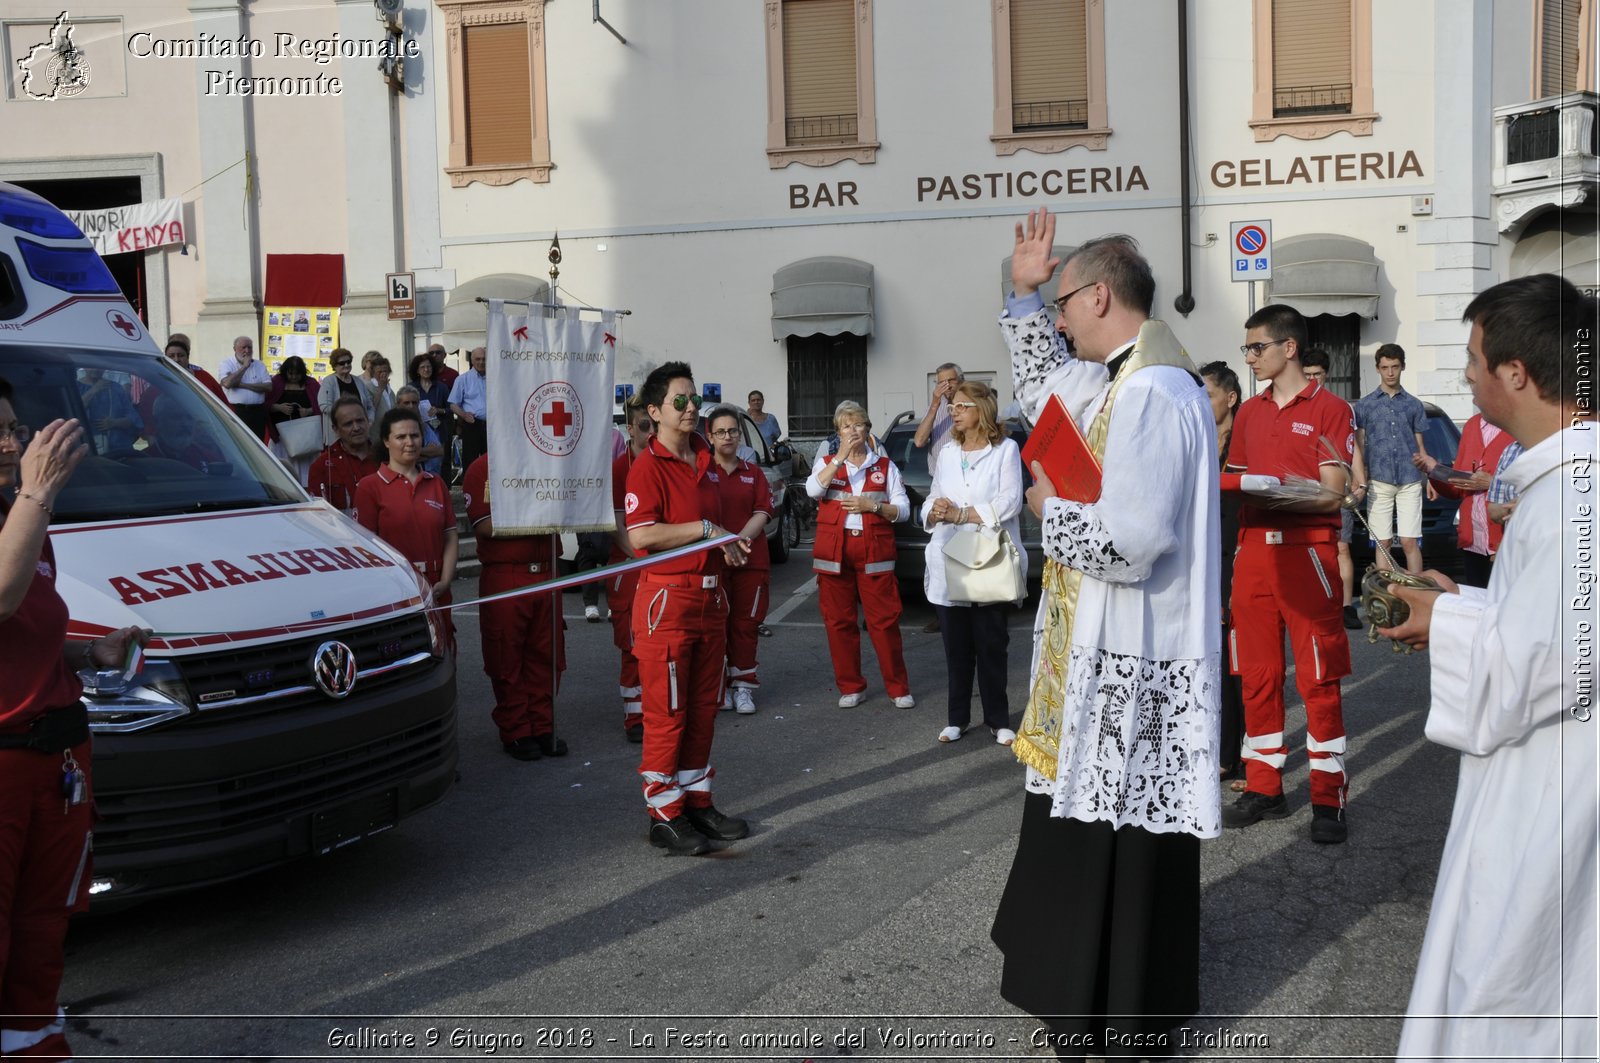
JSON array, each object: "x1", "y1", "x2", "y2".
[
  {"x1": 624, "y1": 362, "x2": 751, "y2": 856},
  {"x1": 355, "y1": 407, "x2": 458, "y2": 631},
  {"x1": 806, "y1": 399, "x2": 913, "y2": 708},
  {"x1": 464, "y1": 454, "x2": 567, "y2": 762},
  {"x1": 706, "y1": 406, "x2": 774, "y2": 716},
  {"x1": 0, "y1": 385, "x2": 148, "y2": 1063},
  {"x1": 1223, "y1": 304, "x2": 1357, "y2": 844},
  {"x1": 309, "y1": 396, "x2": 379, "y2": 515},
  {"x1": 608, "y1": 398, "x2": 654, "y2": 743}
]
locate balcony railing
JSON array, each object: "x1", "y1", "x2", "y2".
[
  {"x1": 1273, "y1": 82, "x2": 1353, "y2": 117},
  {"x1": 1491, "y1": 92, "x2": 1600, "y2": 231},
  {"x1": 786, "y1": 113, "x2": 858, "y2": 145},
  {"x1": 1013, "y1": 98, "x2": 1088, "y2": 131}
]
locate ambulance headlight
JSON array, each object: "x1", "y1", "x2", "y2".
[{"x1": 82, "y1": 659, "x2": 192, "y2": 733}]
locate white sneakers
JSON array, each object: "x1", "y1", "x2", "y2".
[
  {"x1": 937, "y1": 726, "x2": 964, "y2": 743},
  {"x1": 721, "y1": 689, "x2": 734, "y2": 711},
  {"x1": 893, "y1": 694, "x2": 916, "y2": 709},
  {"x1": 838, "y1": 692, "x2": 865, "y2": 708},
  {"x1": 993, "y1": 727, "x2": 1017, "y2": 746},
  {"x1": 584, "y1": 604, "x2": 601, "y2": 622},
  {"x1": 733, "y1": 688, "x2": 756, "y2": 715}
]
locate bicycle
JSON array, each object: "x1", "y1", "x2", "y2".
[{"x1": 783, "y1": 480, "x2": 817, "y2": 548}]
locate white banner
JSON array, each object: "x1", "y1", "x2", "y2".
[
  {"x1": 484, "y1": 299, "x2": 618, "y2": 535},
  {"x1": 66, "y1": 197, "x2": 185, "y2": 257}
]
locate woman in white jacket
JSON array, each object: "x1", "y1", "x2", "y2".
[{"x1": 921, "y1": 381, "x2": 1026, "y2": 746}]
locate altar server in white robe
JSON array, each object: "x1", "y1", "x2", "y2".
[
  {"x1": 1382, "y1": 273, "x2": 1597, "y2": 1063},
  {"x1": 989, "y1": 209, "x2": 1221, "y2": 1062}
]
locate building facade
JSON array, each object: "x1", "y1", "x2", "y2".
[{"x1": 3, "y1": 0, "x2": 1595, "y2": 430}]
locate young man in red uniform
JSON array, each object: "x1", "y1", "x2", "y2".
[
  {"x1": 1223, "y1": 303, "x2": 1357, "y2": 844},
  {"x1": 707, "y1": 407, "x2": 774, "y2": 715},
  {"x1": 624, "y1": 362, "x2": 750, "y2": 855},
  {"x1": 463, "y1": 454, "x2": 567, "y2": 761},
  {"x1": 608, "y1": 398, "x2": 654, "y2": 743},
  {"x1": 307, "y1": 397, "x2": 378, "y2": 514}
]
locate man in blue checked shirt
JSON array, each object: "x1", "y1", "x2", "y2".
[{"x1": 1353, "y1": 343, "x2": 1434, "y2": 573}]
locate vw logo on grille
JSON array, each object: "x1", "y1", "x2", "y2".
[{"x1": 311, "y1": 641, "x2": 358, "y2": 699}]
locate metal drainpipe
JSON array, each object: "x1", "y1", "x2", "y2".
[{"x1": 1173, "y1": 0, "x2": 1197, "y2": 317}]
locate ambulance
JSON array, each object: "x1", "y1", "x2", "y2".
[{"x1": 0, "y1": 183, "x2": 457, "y2": 904}]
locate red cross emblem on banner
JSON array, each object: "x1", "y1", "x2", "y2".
[{"x1": 523, "y1": 380, "x2": 585, "y2": 457}]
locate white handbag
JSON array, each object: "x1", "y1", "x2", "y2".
[
  {"x1": 276, "y1": 414, "x2": 325, "y2": 459},
  {"x1": 941, "y1": 525, "x2": 1024, "y2": 604}
]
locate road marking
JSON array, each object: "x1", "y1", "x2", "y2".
[{"x1": 765, "y1": 575, "x2": 819, "y2": 625}]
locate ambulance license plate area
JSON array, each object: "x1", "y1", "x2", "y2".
[{"x1": 312, "y1": 788, "x2": 399, "y2": 855}]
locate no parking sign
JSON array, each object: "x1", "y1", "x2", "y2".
[{"x1": 1230, "y1": 220, "x2": 1273, "y2": 281}]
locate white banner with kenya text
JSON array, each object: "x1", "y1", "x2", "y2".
[{"x1": 484, "y1": 299, "x2": 618, "y2": 534}]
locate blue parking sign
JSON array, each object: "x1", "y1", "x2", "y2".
[{"x1": 1235, "y1": 259, "x2": 1248, "y2": 272}]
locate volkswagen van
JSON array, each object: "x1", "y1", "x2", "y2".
[{"x1": 0, "y1": 183, "x2": 457, "y2": 904}]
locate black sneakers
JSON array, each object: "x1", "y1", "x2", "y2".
[
  {"x1": 1343, "y1": 604, "x2": 1363, "y2": 629},
  {"x1": 1220, "y1": 790, "x2": 1289, "y2": 828},
  {"x1": 502, "y1": 737, "x2": 542, "y2": 761},
  {"x1": 535, "y1": 733, "x2": 568, "y2": 757},
  {"x1": 685, "y1": 805, "x2": 749, "y2": 841},
  {"x1": 624, "y1": 720, "x2": 644, "y2": 743},
  {"x1": 649, "y1": 815, "x2": 711, "y2": 856},
  {"x1": 1309, "y1": 804, "x2": 1348, "y2": 844}
]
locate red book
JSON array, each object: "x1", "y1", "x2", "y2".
[{"x1": 1021, "y1": 393, "x2": 1102, "y2": 503}]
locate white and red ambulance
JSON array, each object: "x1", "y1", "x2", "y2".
[{"x1": 0, "y1": 182, "x2": 457, "y2": 905}]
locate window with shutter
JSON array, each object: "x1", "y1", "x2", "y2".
[
  {"x1": 765, "y1": 0, "x2": 879, "y2": 168},
  {"x1": 1536, "y1": 0, "x2": 1591, "y2": 97},
  {"x1": 1271, "y1": 0, "x2": 1352, "y2": 117},
  {"x1": 1249, "y1": 0, "x2": 1376, "y2": 141},
  {"x1": 989, "y1": 0, "x2": 1109, "y2": 154},
  {"x1": 437, "y1": 0, "x2": 552, "y2": 187}
]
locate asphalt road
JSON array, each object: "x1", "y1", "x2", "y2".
[{"x1": 59, "y1": 543, "x2": 1452, "y2": 1062}]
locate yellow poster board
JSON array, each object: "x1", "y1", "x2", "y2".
[{"x1": 262, "y1": 306, "x2": 339, "y2": 376}]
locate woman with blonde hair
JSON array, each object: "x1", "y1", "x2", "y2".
[
  {"x1": 922, "y1": 381, "x2": 1025, "y2": 745},
  {"x1": 806, "y1": 399, "x2": 913, "y2": 708}
]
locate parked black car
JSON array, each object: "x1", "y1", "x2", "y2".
[
  {"x1": 879, "y1": 413, "x2": 1043, "y2": 598},
  {"x1": 1348, "y1": 401, "x2": 1464, "y2": 573}
]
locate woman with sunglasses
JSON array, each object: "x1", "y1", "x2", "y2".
[
  {"x1": 317, "y1": 347, "x2": 375, "y2": 446},
  {"x1": 706, "y1": 407, "x2": 773, "y2": 716},
  {"x1": 623, "y1": 363, "x2": 750, "y2": 856},
  {"x1": 922, "y1": 381, "x2": 1024, "y2": 746},
  {"x1": 0, "y1": 381, "x2": 149, "y2": 1061},
  {"x1": 806, "y1": 400, "x2": 914, "y2": 710}
]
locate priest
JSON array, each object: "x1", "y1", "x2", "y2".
[{"x1": 989, "y1": 208, "x2": 1221, "y2": 1061}]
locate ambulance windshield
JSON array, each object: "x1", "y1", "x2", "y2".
[{"x1": 1, "y1": 345, "x2": 303, "y2": 523}]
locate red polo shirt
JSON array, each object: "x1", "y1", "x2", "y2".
[
  {"x1": 354, "y1": 466, "x2": 454, "y2": 581},
  {"x1": 308, "y1": 443, "x2": 380, "y2": 513},
  {"x1": 610, "y1": 449, "x2": 639, "y2": 563},
  {"x1": 462, "y1": 455, "x2": 555, "y2": 567},
  {"x1": 624, "y1": 434, "x2": 724, "y2": 576},
  {"x1": 0, "y1": 527, "x2": 82, "y2": 730},
  {"x1": 713, "y1": 457, "x2": 774, "y2": 570},
  {"x1": 1227, "y1": 380, "x2": 1355, "y2": 531}
]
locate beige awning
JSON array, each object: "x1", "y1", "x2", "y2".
[
  {"x1": 442, "y1": 274, "x2": 551, "y2": 348},
  {"x1": 771, "y1": 257, "x2": 874, "y2": 339},
  {"x1": 1511, "y1": 212, "x2": 1600, "y2": 295},
  {"x1": 1265, "y1": 234, "x2": 1382, "y2": 318}
]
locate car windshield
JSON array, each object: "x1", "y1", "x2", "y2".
[{"x1": 2, "y1": 344, "x2": 304, "y2": 523}]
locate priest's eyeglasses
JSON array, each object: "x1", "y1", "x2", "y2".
[
  {"x1": 1239, "y1": 339, "x2": 1287, "y2": 356},
  {"x1": 1053, "y1": 281, "x2": 1096, "y2": 315},
  {"x1": 666, "y1": 393, "x2": 705, "y2": 411}
]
